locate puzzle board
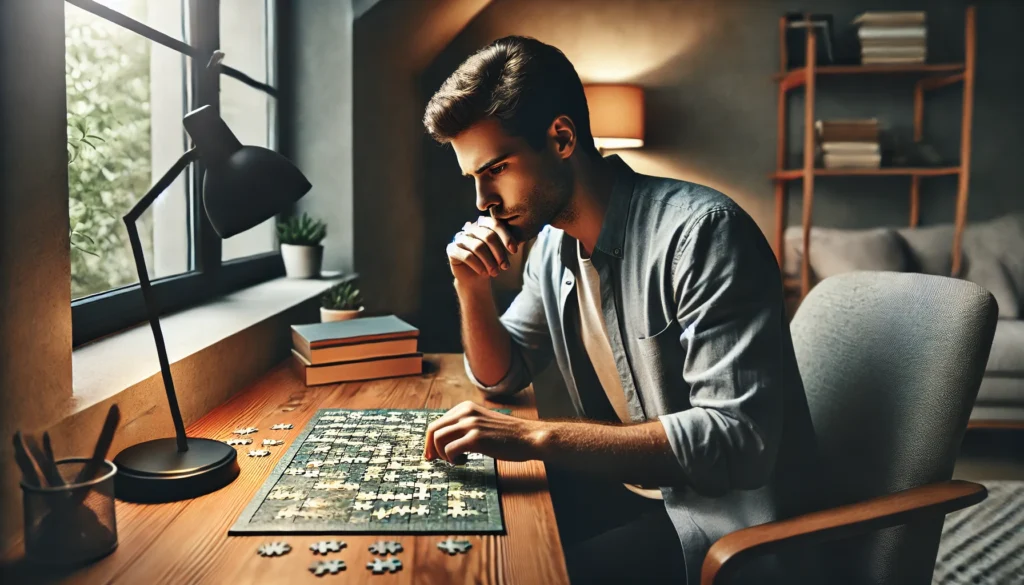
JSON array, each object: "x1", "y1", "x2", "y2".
[{"x1": 229, "y1": 409, "x2": 505, "y2": 535}]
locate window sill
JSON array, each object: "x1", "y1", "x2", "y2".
[{"x1": 54, "y1": 273, "x2": 353, "y2": 457}]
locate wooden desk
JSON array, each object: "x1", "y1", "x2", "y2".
[{"x1": 6, "y1": 354, "x2": 568, "y2": 584}]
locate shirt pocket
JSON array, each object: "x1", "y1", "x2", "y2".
[{"x1": 634, "y1": 318, "x2": 685, "y2": 404}]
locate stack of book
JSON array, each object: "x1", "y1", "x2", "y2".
[
  {"x1": 815, "y1": 119, "x2": 881, "y2": 169},
  {"x1": 853, "y1": 11, "x2": 927, "y2": 65},
  {"x1": 290, "y1": 315, "x2": 422, "y2": 386}
]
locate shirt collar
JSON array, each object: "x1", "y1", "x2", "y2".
[{"x1": 558, "y1": 154, "x2": 637, "y2": 266}]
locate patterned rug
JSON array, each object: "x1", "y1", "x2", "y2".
[{"x1": 932, "y1": 480, "x2": 1024, "y2": 584}]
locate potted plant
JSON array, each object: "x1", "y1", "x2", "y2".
[
  {"x1": 277, "y1": 212, "x2": 326, "y2": 278},
  {"x1": 320, "y1": 281, "x2": 364, "y2": 322}
]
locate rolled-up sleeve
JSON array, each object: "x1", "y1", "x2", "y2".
[
  {"x1": 464, "y1": 236, "x2": 555, "y2": 396},
  {"x1": 657, "y1": 208, "x2": 785, "y2": 496}
]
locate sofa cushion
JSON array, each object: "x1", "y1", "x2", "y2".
[
  {"x1": 896, "y1": 224, "x2": 954, "y2": 275},
  {"x1": 961, "y1": 214, "x2": 1024, "y2": 319},
  {"x1": 985, "y1": 320, "x2": 1024, "y2": 375},
  {"x1": 783, "y1": 226, "x2": 907, "y2": 282}
]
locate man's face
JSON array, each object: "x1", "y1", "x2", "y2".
[{"x1": 450, "y1": 118, "x2": 573, "y2": 243}]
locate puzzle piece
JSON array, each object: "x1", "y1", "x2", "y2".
[
  {"x1": 309, "y1": 559, "x2": 346, "y2": 576},
  {"x1": 367, "y1": 558, "x2": 403, "y2": 574},
  {"x1": 371, "y1": 508, "x2": 391, "y2": 520},
  {"x1": 257, "y1": 541, "x2": 291, "y2": 556},
  {"x1": 284, "y1": 467, "x2": 305, "y2": 475},
  {"x1": 353, "y1": 501, "x2": 373, "y2": 511},
  {"x1": 262, "y1": 439, "x2": 284, "y2": 446},
  {"x1": 267, "y1": 488, "x2": 305, "y2": 501},
  {"x1": 303, "y1": 470, "x2": 320, "y2": 478},
  {"x1": 247, "y1": 449, "x2": 271, "y2": 457},
  {"x1": 447, "y1": 508, "x2": 479, "y2": 518},
  {"x1": 309, "y1": 540, "x2": 346, "y2": 555},
  {"x1": 233, "y1": 427, "x2": 258, "y2": 435},
  {"x1": 271, "y1": 423, "x2": 294, "y2": 430},
  {"x1": 368, "y1": 540, "x2": 403, "y2": 555},
  {"x1": 412, "y1": 504, "x2": 429, "y2": 516},
  {"x1": 225, "y1": 438, "x2": 252, "y2": 446},
  {"x1": 437, "y1": 538, "x2": 472, "y2": 555}
]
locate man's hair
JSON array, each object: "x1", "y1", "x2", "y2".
[{"x1": 423, "y1": 36, "x2": 597, "y2": 154}]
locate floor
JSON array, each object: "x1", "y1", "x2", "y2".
[{"x1": 953, "y1": 428, "x2": 1024, "y2": 482}]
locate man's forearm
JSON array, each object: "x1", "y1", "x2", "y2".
[
  {"x1": 532, "y1": 419, "x2": 688, "y2": 488},
  {"x1": 455, "y1": 279, "x2": 512, "y2": 387}
]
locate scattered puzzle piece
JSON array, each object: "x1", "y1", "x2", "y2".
[
  {"x1": 437, "y1": 538, "x2": 472, "y2": 555},
  {"x1": 225, "y1": 438, "x2": 252, "y2": 446},
  {"x1": 248, "y1": 449, "x2": 271, "y2": 457},
  {"x1": 233, "y1": 427, "x2": 258, "y2": 435},
  {"x1": 309, "y1": 540, "x2": 346, "y2": 555},
  {"x1": 368, "y1": 540, "x2": 403, "y2": 555},
  {"x1": 257, "y1": 541, "x2": 291, "y2": 557},
  {"x1": 366, "y1": 558, "x2": 403, "y2": 574},
  {"x1": 262, "y1": 439, "x2": 284, "y2": 446},
  {"x1": 309, "y1": 559, "x2": 346, "y2": 576},
  {"x1": 271, "y1": 423, "x2": 293, "y2": 430}
]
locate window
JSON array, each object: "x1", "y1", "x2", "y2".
[{"x1": 67, "y1": 0, "x2": 283, "y2": 347}]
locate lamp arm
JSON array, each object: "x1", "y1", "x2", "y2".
[
  {"x1": 123, "y1": 148, "x2": 199, "y2": 452},
  {"x1": 65, "y1": 0, "x2": 277, "y2": 97}
]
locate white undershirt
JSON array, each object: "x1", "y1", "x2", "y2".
[{"x1": 576, "y1": 241, "x2": 662, "y2": 500}]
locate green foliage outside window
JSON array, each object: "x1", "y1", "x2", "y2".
[{"x1": 66, "y1": 1, "x2": 153, "y2": 299}]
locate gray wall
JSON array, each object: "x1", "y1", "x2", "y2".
[
  {"x1": 280, "y1": 0, "x2": 355, "y2": 274},
  {"x1": 414, "y1": 0, "x2": 1023, "y2": 351},
  {"x1": 0, "y1": 0, "x2": 74, "y2": 548}
]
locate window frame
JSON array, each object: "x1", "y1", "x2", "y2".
[{"x1": 71, "y1": 0, "x2": 285, "y2": 347}]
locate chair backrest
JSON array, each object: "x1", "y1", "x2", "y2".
[{"x1": 790, "y1": 271, "x2": 997, "y2": 585}]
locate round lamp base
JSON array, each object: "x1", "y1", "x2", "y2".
[{"x1": 113, "y1": 437, "x2": 239, "y2": 503}]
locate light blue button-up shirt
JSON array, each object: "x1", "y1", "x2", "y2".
[{"x1": 465, "y1": 155, "x2": 819, "y2": 583}]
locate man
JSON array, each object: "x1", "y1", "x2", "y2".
[{"x1": 420, "y1": 36, "x2": 818, "y2": 585}]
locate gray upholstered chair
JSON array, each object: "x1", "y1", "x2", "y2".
[{"x1": 701, "y1": 271, "x2": 999, "y2": 585}]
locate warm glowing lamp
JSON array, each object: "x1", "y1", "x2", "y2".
[{"x1": 584, "y1": 85, "x2": 645, "y2": 150}]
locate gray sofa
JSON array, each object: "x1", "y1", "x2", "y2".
[{"x1": 784, "y1": 213, "x2": 1024, "y2": 426}]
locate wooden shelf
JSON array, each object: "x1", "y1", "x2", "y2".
[
  {"x1": 772, "y1": 7, "x2": 975, "y2": 301},
  {"x1": 771, "y1": 167, "x2": 961, "y2": 181},
  {"x1": 774, "y1": 62, "x2": 964, "y2": 82}
]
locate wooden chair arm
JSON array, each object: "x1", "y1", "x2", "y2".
[{"x1": 700, "y1": 479, "x2": 987, "y2": 585}]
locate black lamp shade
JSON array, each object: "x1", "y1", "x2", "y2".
[{"x1": 183, "y1": 105, "x2": 312, "y2": 239}]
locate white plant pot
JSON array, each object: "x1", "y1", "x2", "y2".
[
  {"x1": 321, "y1": 306, "x2": 364, "y2": 322},
  {"x1": 281, "y1": 244, "x2": 323, "y2": 279}
]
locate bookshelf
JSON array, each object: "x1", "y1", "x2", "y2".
[{"x1": 772, "y1": 6, "x2": 976, "y2": 300}]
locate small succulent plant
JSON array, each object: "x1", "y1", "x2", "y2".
[
  {"x1": 276, "y1": 212, "x2": 326, "y2": 246},
  {"x1": 321, "y1": 281, "x2": 362, "y2": 311}
]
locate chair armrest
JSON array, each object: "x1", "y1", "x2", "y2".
[{"x1": 700, "y1": 479, "x2": 986, "y2": 585}]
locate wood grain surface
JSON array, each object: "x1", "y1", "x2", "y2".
[{"x1": 2, "y1": 354, "x2": 568, "y2": 585}]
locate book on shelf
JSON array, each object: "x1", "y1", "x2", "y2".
[
  {"x1": 821, "y1": 142, "x2": 880, "y2": 155},
  {"x1": 822, "y1": 152, "x2": 882, "y2": 169},
  {"x1": 291, "y1": 350, "x2": 424, "y2": 386},
  {"x1": 291, "y1": 315, "x2": 418, "y2": 365},
  {"x1": 814, "y1": 119, "x2": 879, "y2": 143},
  {"x1": 852, "y1": 11, "x2": 926, "y2": 27},
  {"x1": 853, "y1": 11, "x2": 927, "y2": 65}
]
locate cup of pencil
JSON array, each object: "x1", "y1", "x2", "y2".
[{"x1": 15, "y1": 405, "x2": 121, "y2": 566}]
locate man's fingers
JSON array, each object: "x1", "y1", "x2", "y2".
[
  {"x1": 446, "y1": 242, "x2": 487, "y2": 275},
  {"x1": 463, "y1": 226, "x2": 510, "y2": 271},
  {"x1": 423, "y1": 402, "x2": 479, "y2": 460},
  {"x1": 432, "y1": 422, "x2": 474, "y2": 463},
  {"x1": 475, "y1": 216, "x2": 519, "y2": 254},
  {"x1": 443, "y1": 433, "x2": 477, "y2": 465},
  {"x1": 454, "y1": 234, "x2": 500, "y2": 276}
]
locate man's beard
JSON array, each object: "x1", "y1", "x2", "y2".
[{"x1": 494, "y1": 170, "x2": 574, "y2": 243}]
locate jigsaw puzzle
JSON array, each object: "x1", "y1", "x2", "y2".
[{"x1": 229, "y1": 409, "x2": 505, "y2": 534}]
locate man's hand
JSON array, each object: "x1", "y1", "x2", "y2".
[
  {"x1": 423, "y1": 401, "x2": 544, "y2": 464},
  {"x1": 446, "y1": 217, "x2": 519, "y2": 286}
]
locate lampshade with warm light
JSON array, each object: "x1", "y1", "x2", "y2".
[{"x1": 584, "y1": 85, "x2": 645, "y2": 150}]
